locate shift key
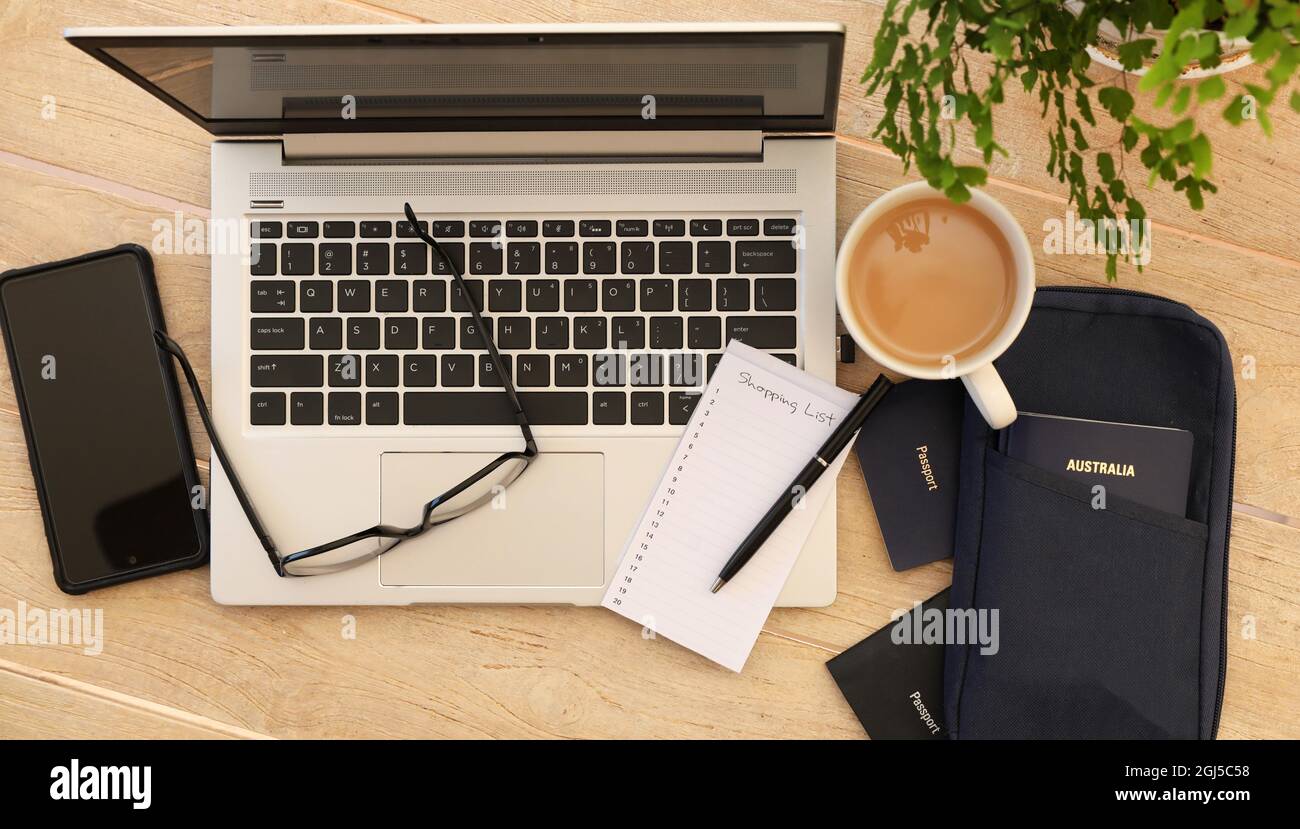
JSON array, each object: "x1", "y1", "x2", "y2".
[
  {"x1": 735, "y1": 241, "x2": 797, "y2": 273},
  {"x1": 250, "y1": 355, "x2": 323, "y2": 387}
]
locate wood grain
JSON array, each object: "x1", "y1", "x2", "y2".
[{"x1": 0, "y1": 0, "x2": 1296, "y2": 739}]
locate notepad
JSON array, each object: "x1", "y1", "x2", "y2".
[{"x1": 601, "y1": 340, "x2": 859, "y2": 671}]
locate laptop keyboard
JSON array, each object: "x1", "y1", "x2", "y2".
[{"x1": 245, "y1": 214, "x2": 800, "y2": 428}]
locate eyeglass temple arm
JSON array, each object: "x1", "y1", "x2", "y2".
[
  {"x1": 154, "y1": 330, "x2": 285, "y2": 573},
  {"x1": 404, "y1": 202, "x2": 537, "y2": 457}
]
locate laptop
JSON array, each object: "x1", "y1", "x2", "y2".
[{"x1": 65, "y1": 23, "x2": 846, "y2": 606}]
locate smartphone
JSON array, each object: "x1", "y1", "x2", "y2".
[{"x1": 0, "y1": 245, "x2": 207, "y2": 593}]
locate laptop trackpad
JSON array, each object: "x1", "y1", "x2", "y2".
[{"x1": 378, "y1": 452, "x2": 605, "y2": 587}]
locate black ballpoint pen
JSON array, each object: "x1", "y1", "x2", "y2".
[{"x1": 710, "y1": 374, "x2": 894, "y2": 594}]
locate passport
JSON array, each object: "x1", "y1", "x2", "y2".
[{"x1": 1000, "y1": 412, "x2": 1194, "y2": 516}]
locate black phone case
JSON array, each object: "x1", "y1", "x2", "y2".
[
  {"x1": 943, "y1": 286, "x2": 1236, "y2": 739},
  {"x1": 0, "y1": 244, "x2": 208, "y2": 594}
]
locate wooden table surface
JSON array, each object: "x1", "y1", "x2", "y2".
[{"x1": 1, "y1": 1, "x2": 1297, "y2": 740}]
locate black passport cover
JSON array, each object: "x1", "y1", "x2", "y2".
[
  {"x1": 827, "y1": 588, "x2": 950, "y2": 740},
  {"x1": 854, "y1": 379, "x2": 964, "y2": 570},
  {"x1": 1001, "y1": 412, "x2": 1194, "y2": 516}
]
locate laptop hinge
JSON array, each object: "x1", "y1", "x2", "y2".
[{"x1": 281, "y1": 130, "x2": 763, "y2": 165}]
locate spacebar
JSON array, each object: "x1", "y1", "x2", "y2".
[{"x1": 404, "y1": 392, "x2": 588, "y2": 425}]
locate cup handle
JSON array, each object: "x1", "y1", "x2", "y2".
[{"x1": 961, "y1": 363, "x2": 1017, "y2": 429}]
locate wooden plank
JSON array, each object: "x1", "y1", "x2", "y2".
[{"x1": 1, "y1": 0, "x2": 1296, "y2": 261}]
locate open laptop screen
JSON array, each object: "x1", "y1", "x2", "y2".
[{"x1": 67, "y1": 26, "x2": 844, "y2": 135}]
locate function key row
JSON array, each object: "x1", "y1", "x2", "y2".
[{"x1": 251, "y1": 218, "x2": 796, "y2": 240}]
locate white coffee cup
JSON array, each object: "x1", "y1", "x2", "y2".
[{"x1": 836, "y1": 181, "x2": 1035, "y2": 429}]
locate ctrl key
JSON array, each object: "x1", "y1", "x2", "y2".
[{"x1": 250, "y1": 392, "x2": 285, "y2": 425}]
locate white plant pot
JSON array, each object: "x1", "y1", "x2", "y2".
[{"x1": 1065, "y1": 1, "x2": 1254, "y2": 78}]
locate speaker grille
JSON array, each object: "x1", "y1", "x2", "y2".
[
  {"x1": 250, "y1": 169, "x2": 797, "y2": 198},
  {"x1": 251, "y1": 63, "x2": 797, "y2": 91}
]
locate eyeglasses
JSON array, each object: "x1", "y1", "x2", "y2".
[{"x1": 156, "y1": 202, "x2": 536, "y2": 577}]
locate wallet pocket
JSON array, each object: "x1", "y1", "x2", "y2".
[{"x1": 955, "y1": 450, "x2": 1208, "y2": 739}]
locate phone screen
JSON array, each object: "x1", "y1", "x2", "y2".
[{"x1": 1, "y1": 250, "x2": 203, "y2": 587}]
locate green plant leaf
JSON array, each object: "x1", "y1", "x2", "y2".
[
  {"x1": 1172, "y1": 85, "x2": 1193, "y2": 115},
  {"x1": 955, "y1": 165, "x2": 988, "y2": 187},
  {"x1": 1122, "y1": 125, "x2": 1140, "y2": 152},
  {"x1": 1097, "y1": 86, "x2": 1135, "y2": 121},
  {"x1": 1117, "y1": 38, "x2": 1157, "y2": 71},
  {"x1": 1291, "y1": 90, "x2": 1300, "y2": 114},
  {"x1": 1197, "y1": 75, "x2": 1226, "y2": 103},
  {"x1": 1189, "y1": 133, "x2": 1213, "y2": 179},
  {"x1": 1097, "y1": 152, "x2": 1116, "y2": 180}
]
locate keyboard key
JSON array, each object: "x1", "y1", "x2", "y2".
[
  {"x1": 384, "y1": 317, "x2": 418, "y2": 350},
  {"x1": 347, "y1": 317, "x2": 380, "y2": 350},
  {"x1": 469, "y1": 242, "x2": 503, "y2": 275},
  {"x1": 281, "y1": 243, "x2": 315, "y2": 276},
  {"x1": 507, "y1": 242, "x2": 541, "y2": 275},
  {"x1": 573, "y1": 316, "x2": 607, "y2": 349},
  {"x1": 640, "y1": 279, "x2": 673, "y2": 311},
  {"x1": 309, "y1": 318, "x2": 342, "y2": 350},
  {"x1": 432, "y1": 220, "x2": 464, "y2": 238},
  {"x1": 469, "y1": 220, "x2": 502, "y2": 238},
  {"x1": 707, "y1": 352, "x2": 724, "y2": 380},
  {"x1": 290, "y1": 392, "x2": 323, "y2": 425},
  {"x1": 356, "y1": 243, "x2": 389, "y2": 275},
  {"x1": 430, "y1": 242, "x2": 466, "y2": 276},
  {"x1": 250, "y1": 243, "x2": 276, "y2": 276},
  {"x1": 360, "y1": 221, "x2": 392, "y2": 238},
  {"x1": 764, "y1": 218, "x2": 798, "y2": 236},
  {"x1": 716, "y1": 278, "x2": 749, "y2": 311},
  {"x1": 774, "y1": 353, "x2": 798, "y2": 366},
  {"x1": 478, "y1": 354, "x2": 512, "y2": 387},
  {"x1": 736, "y1": 241, "x2": 797, "y2": 274},
  {"x1": 251, "y1": 221, "x2": 282, "y2": 239},
  {"x1": 543, "y1": 220, "x2": 575, "y2": 237},
  {"x1": 250, "y1": 355, "x2": 322, "y2": 388},
  {"x1": 592, "y1": 391, "x2": 626, "y2": 425},
  {"x1": 620, "y1": 241, "x2": 654, "y2": 275},
  {"x1": 678, "y1": 279, "x2": 711, "y2": 311},
  {"x1": 658, "y1": 241, "x2": 692, "y2": 274},
  {"x1": 440, "y1": 354, "x2": 475, "y2": 387},
  {"x1": 394, "y1": 243, "x2": 428, "y2": 275},
  {"x1": 413, "y1": 280, "x2": 446, "y2": 312},
  {"x1": 629, "y1": 354, "x2": 663, "y2": 386},
  {"x1": 366, "y1": 392, "x2": 399, "y2": 425},
  {"x1": 251, "y1": 281, "x2": 293, "y2": 313},
  {"x1": 250, "y1": 392, "x2": 285, "y2": 425},
  {"x1": 450, "y1": 279, "x2": 485, "y2": 312},
  {"x1": 496, "y1": 317, "x2": 532, "y2": 349},
  {"x1": 653, "y1": 219, "x2": 685, "y2": 237},
  {"x1": 593, "y1": 353, "x2": 625, "y2": 386},
  {"x1": 323, "y1": 221, "x2": 355, "y2": 238},
  {"x1": 564, "y1": 279, "x2": 598, "y2": 312},
  {"x1": 687, "y1": 316, "x2": 721, "y2": 350},
  {"x1": 602, "y1": 279, "x2": 636, "y2": 311},
  {"x1": 616, "y1": 219, "x2": 648, "y2": 237},
  {"x1": 649, "y1": 317, "x2": 683, "y2": 350},
  {"x1": 506, "y1": 220, "x2": 537, "y2": 237},
  {"x1": 669, "y1": 354, "x2": 703, "y2": 387},
  {"x1": 535, "y1": 317, "x2": 569, "y2": 349},
  {"x1": 726, "y1": 316, "x2": 797, "y2": 349},
  {"x1": 554, "y1": 354, "x2": 589, "y2": 387},
  {"x1": 690, "y1": 219, "x2": 722, "y2": 236},
  {"x1": 755, "y1": 278, "x2": 797, "y2": 311},
  {"x1": 405, "y1": 392, "x2": 588, "y2": 425},
  {"x1": 727, "y1": 218, "x2": 760, "y2": 236},
  {"x1": 366, "y1": 355, "x2": 399, "y2": 387},
  {"x1": 396, "y1": 220, "x2": 428, "y2": 238},
  {"x1": 337, "y1": 280, "x2": 370, "y2": 312},
  {"x1": 404, "y1": 355, "x2": 437, "y2": 387},
  {"x1": 375, "y1": 280, "x2": 409, "y2": 312},
  {"x1": 579, "y1": 219, "x2": 611, "y2": 237},
  {"x1": 329, "y1": 392, "x2": 362, "y2": 425},
  {"x1": 611, "y1": 316, "x2": 645, "y2": 349},
  {"x1": 515, "y1": 354, "x2": 550, "y2": 387},
  {"x1": 328, "y1": 354, "x2": 361, "y2": 387},
  {"x1": 488, "y1": 279, "x2": 522, "y2": 312},
  {"x1": 300, "y1": 280, "x2": 332, "y2": 313},
  {"x1": 526, "y1": 279, "x2": 560, "y2": 312},
  {"x1": 460, "y1": 316, "x2": 493, "y2": 349},
  {"x1": 631, "y1": 392, "x2": 665, "y2": 425},
  {"x1": 251, "y1": 318, "x2": 304, "y2": 350},
  {"x1": 287, "y1": 221, "x2": 318, "y2": 238},
  {"x1": 545, "y1": 242, "x2": 578, "y2": 274},
  {"x1": 668, "y1": 391, "x2": 701, "y2": 424},
  {"x1": 316, "y1": 243, "x2": 351, "y2": 276},
  {"x1": 421, "y1": 317, "x2": 455, "y2": 350},
  {"x1": 697, "y1": 240, "x2": 731, "y2": 273},
  {"x1": 583, "y1": 242, "x2": 617, "y2": 275}
]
